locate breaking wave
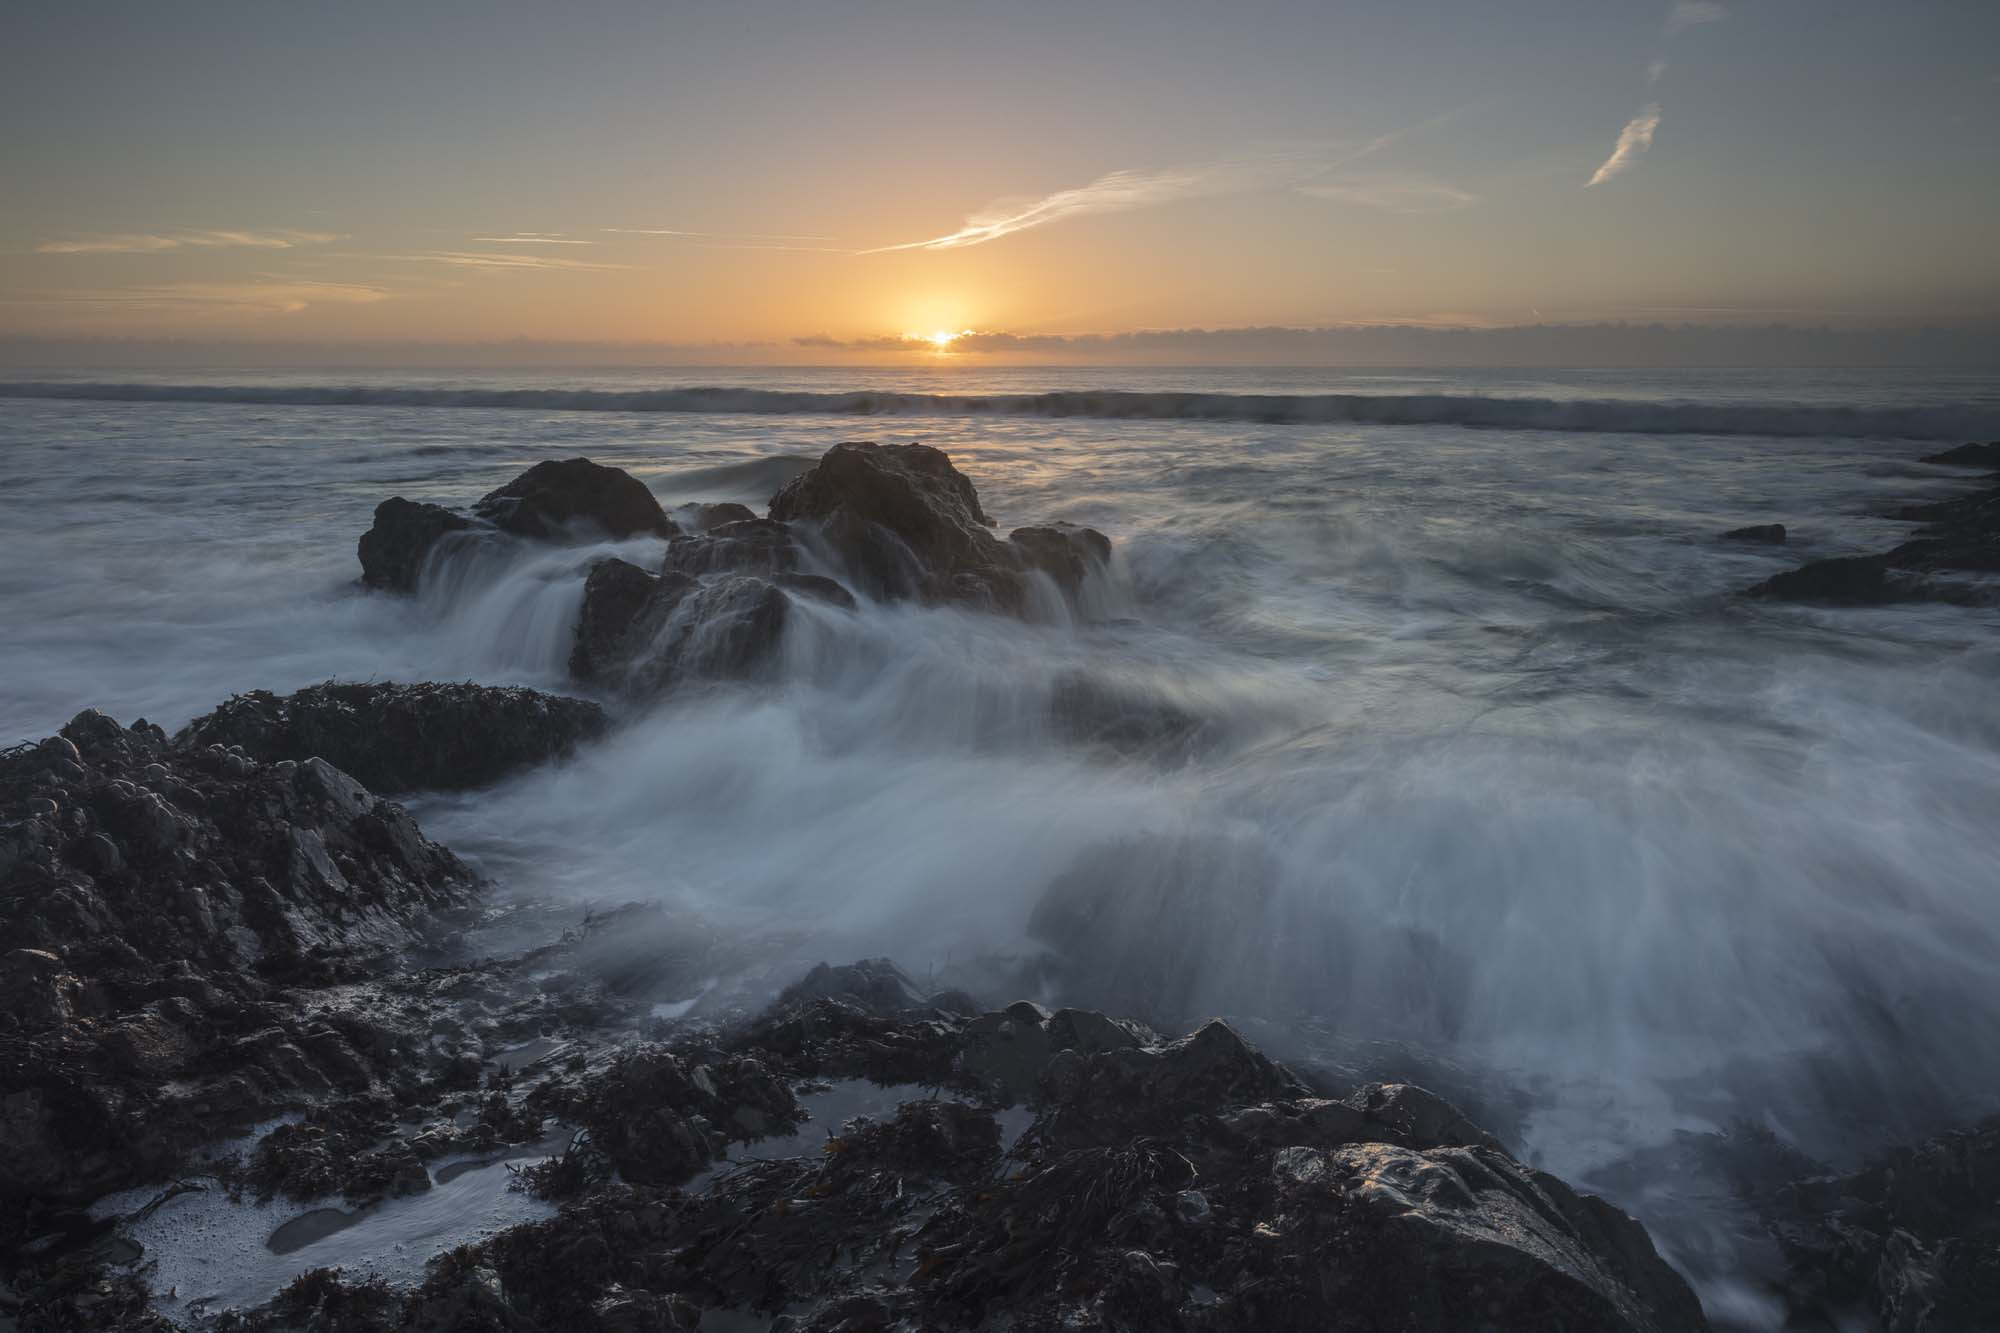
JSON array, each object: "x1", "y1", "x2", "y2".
[{"x1": 5, "y1": 380, "x2": 1998, "y2": 439}]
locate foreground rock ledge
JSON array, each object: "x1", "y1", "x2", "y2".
[{"x1": 112, "y1": 960, "x2": 1709, "y2": 1333}]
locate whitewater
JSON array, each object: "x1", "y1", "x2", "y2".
[{"x1": 6, "y1": 364, "x2": 2000, "y2": 1315}]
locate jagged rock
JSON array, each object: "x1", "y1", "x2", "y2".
[
  {"x1": 357, "y1": 497, "x2": 475, "y2": 592},
  {"x1": 669, "y1": 501, "x2": 759, "y2": 533},
  {"x1": 472, "y1": 458, "x2": 672, "y2": 541},
  {"x1": 0, "y1": 711, "x2": 477, "y2": 1205},
  {"x1": 1009, "y1": 522, "x2": 1114, "y2": 594},
  {"x1": 568, "y1": 1047, "x2": 801, "y2": 1185},
  {"x1": 176, "y1": 681, "x2": 607, "y2": 794},
  {"x1": 1767, "y1": 1114, "x2": 2000, "y2": 1330},
  {"x1": 777, "y1": 959, "x2": 933, "y2": 1015},
  {"x1": 1722, "y1": 523, "x2": 1787, "y2": 544}
]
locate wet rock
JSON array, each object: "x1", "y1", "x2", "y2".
[
  {"x1": 1721, "y1": 523, "x2": 1787, "y2": 544},
  {"x1": 0, "y1": 711, "x2": 477, "y2": 1205},
  {"x1": 670, "y1": 500, "x2": 759, "y2": 533},
  {"x1": 1766, "y1": 1114, "x2": 2000, "y2": 1330},
  {"x1": 357, "y1": 497, "x2": 476, "y2": 592},
  {"x1": 569, "y1": 562, "x2": 795, "y2": 694},
  {"x1": 568, "y1": 1047, "x2": 802, "y2": 1186},
  {"x1": 768, "y1": 441, "x2": 1112, "y2": 614},
  {"x1": 472, "y1": 457, "x2": 672, "y2": 541},
  {"x1": 1747, "y1": 449, "x2": 2000, "y2": 605},
  {"x1": 661, "y1": 517, "x2": 804, "y2": 579},
  {"x1": 176, "y1": 681, "x2": 607, "y2": 794},
  {"x1": 1921, "y1": 441, "x2": 2000, "y2": 468},
  {"x1": 777, "y1": 959, "x2": 933, "y2": 1015}
]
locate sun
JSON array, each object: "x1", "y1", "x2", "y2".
[{"x1": 926, "y1": 329, "x2": 958, "y2": 348}]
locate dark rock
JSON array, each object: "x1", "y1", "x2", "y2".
[
  {"x1": 472, "y1": 458, "x2": 672, "y2": 541},
  {"x1": 0, "y1": 712, "x2": 477, "y2": 1206},
  {"x1": 175, "y1": 681, "x2": 607, "y2": 794},
  {"x1": 777, "y1": 959, "x2": 932, "y2": 1015},
  {"x1": 1921, "y1": 441, "x2": 2000, "y2": 468},
  {"x1": 768, "y1": 441, "x2": 1112, "y2": 613},
  {"x1": 569, "y1": 562, "x2": 795, "y2": 694},
  {"x1": 1766, "y1": 1114, "x2": 2000, "y2": 1330},
  {"x1": 661, "y1": 517, "x2": 805, "y2": 579},
  {"x1": 670, "y1": 501, "x2": 759, "y2": 533},
  {"x1": 1721, "y1": 523, "x2": 1787, "y2": 544},
  {"x1": 1747, "y1": 453, "x2": 2000, "y2": 605},
  {"x1": 357, "y1": 498, "x2": 475, "y2": 592},
  {"x1": 1009, "y1": 522, "x2": 1114, "y2": 593}
]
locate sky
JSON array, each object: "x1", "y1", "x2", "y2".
[{"x1": 3, "y1": 0, "x2": 1998, "y2": 364}]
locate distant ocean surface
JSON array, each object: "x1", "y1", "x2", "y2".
[{"x1": 7, "y1": 363, "x2": 2000, "y2": 1307}]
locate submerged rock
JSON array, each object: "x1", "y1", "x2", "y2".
[
  {"x1": 1920, "y1": 441, "x2": 2000, "y2": 468},
  {"x1": 176, "y1": 681, "x2": 607, "y2": 794},
  {"x1": 1746, "y1": 448, "x2": 2000, "y2": 606},
  {"x1": 472, "y1": 457, "x2": 673, "y2": 541},
  {"x1": 1721, "y1": 522, "x2": 1787, "y2": 544}
]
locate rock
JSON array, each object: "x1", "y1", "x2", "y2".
[
  {"x1": 1009, "y1": 522, "x2": 1114, "y2": 594},
  {"x1": 768, "y1": 441, "x2": 1112, "y2": 614},
  {"x1": 1746, "y1": 454, "x2": 2000, "y2": 606},
  {"x1": 175, "y1": 681, "x2": 607, "y2": 794},
  {"x1": 660, "y1": 517, "x2": 806, "y2": 579},
  {"x1": 776, "y1": 959, "x2": 932, "y2": 1015},
  {"x1": 1721, "y1": 523, "x2": 1787, "y2": 544},
  {"x1": 0, "y1": 710, "x2": 477, "y2": 1205},
  {"x1": 1921, "y1": 441, "x2": 2000, "y2": 468},
  {"x1": 472, "y1": 458, "x2": 672, "y2": 541},
  {"x1": 1765, "y1": 1114, "x2": 2000, "y2": 1330},
  {"x1": 669, "y1": 501, "x2": 758, "y2": 533},
  {"x1": 569, "y1": 563, "x2": 794, "y2": 694},
  {"x1": 357, "y1": 497, "x2": 476, "y2": 592}
]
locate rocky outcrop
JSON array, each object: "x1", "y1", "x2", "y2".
[
  {"x1": 767, "y1": 442, "x2": 1112, "y2": 612},
  {"x1": 0, "y1": 710, "x2": 478, "y2": 1205},
  {"x1": 357, "y1": 497, "x2": 475, "y2": 592},
  {"x1": 357, "y1": 458, "x2": 673, "y2": 593},
  {"x1": 1920, "y1": 441, "x2": 2000, "y2": 468},
  {"x1": 1766, "y1": 1115, "x2": 2000, "y2": 1331},
  {"x1": 176, "y1": 681, "x2": 607, "y2": 794},
  {"x1": 1747, "y1": 446, "x2": 2000, "y2": 605},
  {"x1": 1721, "y1": 523, "x2": 1787, "y2": 544},
  {"x1": 198, "y1": 975, "x2": 1708, "y2": 1333},
  {"x1": 472, "y1": 458, "x2": 672, "y2": 541}
]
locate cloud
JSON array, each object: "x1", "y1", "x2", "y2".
[
  {"x1": 471, "y1": 233, "x2": 594, "y2": 246},
  {"x1": 36, "y1": 229, "x2": 340, "y2": 255},
  {"x1": 1664, "y1": 2, "x2": 1727, "y2": 36},
  {"x1": 1647, "y1": 58, "x2": 1669, "y2": 84},
  {"x1": 1586, "y1": 104, "x2": 1663, "y2": 186},
  {"x1": 387, "y1": 251, "x2": 635, "y2": 272},
  {"x1": 1299, "y1": 173, "x2": 1476, "y2": 214},
  {"x1": 862, "y1": 149, "x2": 1347, "y2": 253},
  {"x1": 603, "y1": 227, "x2": 847, "y2": 252},
  {"x1": 25, "y1": 279, "x2": 390, "y2": 315}
]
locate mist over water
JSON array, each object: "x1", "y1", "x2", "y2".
[{"x1": 7, "y1": 365, "x2": 2000, "y2": 1307}]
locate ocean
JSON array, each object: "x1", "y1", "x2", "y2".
[{"x1": 6, "y1": 364, "x2": 2000, "y2": 1311}]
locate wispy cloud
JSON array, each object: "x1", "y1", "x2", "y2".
[
  {"x1": 1586, "y1": 104, "x2": 1663, "y2": 186},
  {"x1": 23, "y1": 279, "x2": 390, "y2": 314},
  {"x1": 471, "y1": 233, "x2": 594, "y2": 246},
  {"x1": 387, "y1": 251, "x2": 635, "y2": 272},
  {"x1": 605, "y1": 227, "x2": 835, "y2": 242},
  {"x1": 1647, "y1": 58, "x2": 1669, "y2": 85},
  {"x1": 36, "y1": 229, "x2": 340, "y2": 255},
  {"x1": 862, "y1": 148, "x2": 1353, "y2": 254},
  {"x1": 1299, "y1": 173, "x2": 1476, "y2": 214},
  {"x1": 1664, "y1": 2, "x2": 1727, "y2": 37}
]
